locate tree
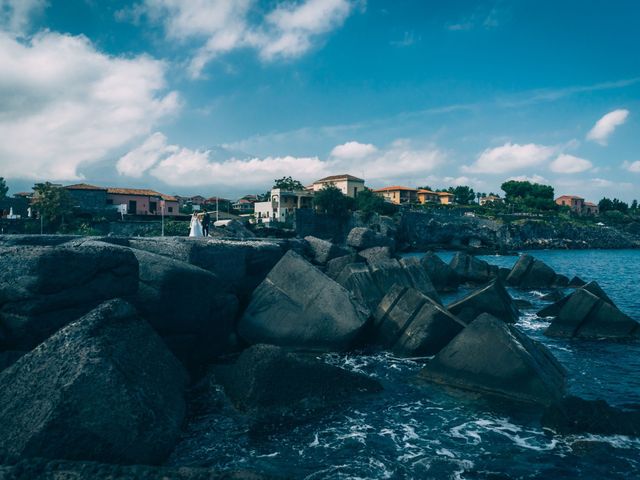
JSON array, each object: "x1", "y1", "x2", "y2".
[
  {"x1": 501, "y1": 180, "x2": 556, "y2": 211},
  {"x1": 631, "y1": 199, "x2": 638, "y2": 211},
  {"x1": 273, "y1": 176, "x2": 305, "y2": 191},
  {"x1": 450, "y1": 185, "x2": 475, "y2": 205},
  {"x1": 0, "y1": 177, "x2": 7, "y2": 200},
  {"x1": 599, "y1": 197, "x2": 628, "y2": 214},
  {"x1": 355, "y1": 188, "x2": 396, "y2": 217},
  {"x1": 313, "y1": 184, "x2": 355, "y2": 218},
  {"x1": 32, "y1": 182, "x2": 73, "y2": 227}
]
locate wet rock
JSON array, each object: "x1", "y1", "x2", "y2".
[
  {"x1": 238, "y1": 251, "x2": 370, "y2": 351},
  {"x1": 0, "y1": 458, "x2": 273, "y2": 480},
  {"x1": 419, "y1": 313, "x2": 566, "y2": 405},
  {"x1": 400, "y1": 257, "x2": 441, "y2": 304},
  {"x1": 448, "y1": 281, "x2": 520, "y2": 324},
  {"x1": 0, "y1": 243, "x2": 138, "y2": 351},
  {"x1": 336, "y1": 263, "x2": 383, "y2": 312},
  {"x1": 324, "y1": 253, "x2": 359, "y2": 279},
  {"x1": 449, "y1": 252, "x2": 497, "y2": 284},
  {"x1": 357, "y1": 246, "x2": 392, "y2": 263},
  {"x1": 506, "y1": 254, "x2": 560, "y2": 289},
  {"x1": 303, "y1": 236, "x2": 348, "y2": 265},
  {"x1": 544, "y1": 288, "x2": 639, "y2": 339},
  {"x1": 552, "y1": 274, "x2": 570, "y2": 288},
  {"x1": 542, "y1": 396, "x2": 640, "y2": 437},
  {"x1": 213, "y1": 344, "x2": 382, "y2": 413},
  {"x1": 346, "y1": 227, "x2": 394, "y2": 251},
  {"x1": 537, "y1": 281, "x2": 615, "y2": 318},
  {"x1": 419, "y1": 251, "x2": 459, "y2": 292},
  {"x1": 131, "y1": 248, "x2": 239, "y2": 366},
  {"x1": 568, "y1": 276, "x2": 587, "y2": 288},
  {"x1": 374, "y1": 285, "x2": 465, "y2": 357},
  {"x1": 540, "y1": 290, "x2": 566, "y2": 303},
  {"x1": 0, "y1": 299, "x2": 188, "y2": 465}
]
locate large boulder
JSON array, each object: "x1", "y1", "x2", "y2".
[
  {"x1": 130, "y1": 248, "x2": 239, "y2": 365},
  {"x1": 544, "y1": 288, "x2": 639, "y2": 339},
  {"x1": 346, "y1": 227, "x2": 394, "y2": 251},
  {"x1": 357, "y1": 246, "x2": 392, "y2": 264},
  {"x1": 506, "y1": 254, "x2": 560, "y2": 289},
  {"x1": 336, "y1": 263, "x2": 383, "y2": 312},
  {"x1": 419, "y1": 313, "x2": 566, "y2": 405},
  {"x1": 324, "y1": 253, "x2": 359, "y2": 279},
  {"x1": 238, "y1": 251, "x2": 370, "y2": 351},
  {"x1": 449, "y1": 252, "x2": 497, "y2": 284},
  {"x1": 0, "y1": 299, "x2": 188, "y2": 465},
  {"x1": 303, "y1": 236, "x2": 348, "y2": 265},
  {"x1": 420, "y1": 252, "x2": 459, "y2": 292},
  {"x1": 213, "y1": 344, "x2": 382, "y2": 413},
  {"x1": 366, "y1": 255, "x2": 412, "y2": 293},
  {"x1": 541, "y1": 396, "x2": 640, "y2": 437},
  {"x1": 537, "y1": 281, "x2": 614, "y2": 318},
  {"x1": 374, "y1": 285, "x2": 465, "y2": 357},
  {"x1": 399, "y1": 257, "x2": 441, "y2": 304},
  {"x1": 447, "y1": 280, "x2": 520, "y2": 324},
  {"x1": 0, "y1": 243, "x2": 138, "y2": 351}
]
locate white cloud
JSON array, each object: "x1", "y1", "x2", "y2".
[
  {"x1": 119, "y1": 134, "x2": 445, "y2": 188},
  {"x1": 586, "y1": 109, "x2": 629, "y2": 145},
  {"x1": 549, "y1": 154, "x2": 593, "y2": 174},
  {"x1": 0, "y1": 0, "x2": 46, "y2": 36},
  {"x1": 330, "y1": 141, "x2": 377, "y2": 159},
  {"x1": 133, "y1": 0, "x2": 357, "y2": 77},
  {"x1": 623, "y1": 161, "x2": 640, "y2": 173},
  {"x1": 462, "y1": 142, "x2": 556, "y2": 174},
  {"x1": 0, "y1": 31, "x2": 179, "y2": 181},
  {"x1": 507, "y1": 174, "x2": 550, "y2": 184}
]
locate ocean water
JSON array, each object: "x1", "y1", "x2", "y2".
[{"x1": 169, "y1": 250, "x2": 640, "y2": 479}]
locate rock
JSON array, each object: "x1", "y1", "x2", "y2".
[
  {"x1": 238, "y1": 251, "x2": 370, "y2": 351},
  {"x1": 544, "y1": 288, "x2": 639, "y2": 339},
  {"x1": 324, "y1": 253, "x2": 359, "y2": 279},
  {"x1": 537, "y1": 281, "x2": 616, "y2": 318},
  {"x1": 568, "y1": 276, "x2": 587, "y2": 288},
  {"x1": 357, "y1": 246, "x2": 392, "y2": 263},
  {"x1": 552, "y1": 274, "x2": 570, "y2": 288},
  {"x1": 0, "y1": 350, "x2": 24, "y2": 372},
  {"x1": 346, "y1": 227, "x2": 394, "y2": 251},
  {"x1": 0, "y1": 243, "x2": 138, "y2": 351},
  {"x1": 399, "y1": 257, "x2": 441, "y2": 304},
  {"x1": 0, "y1": 299, "x2": 188, "y2": 465},
  {"x1": 542, "y1": 396, "x2": 640, "y2": 437},
  {"x1": 420, "y1": 252, "x2": 459, "y2": 292},
  {"x1": 374, "y1": 285, "x2": 466, "y2": 357},
  {"x1": 0, "y1": 458, "x2": 273, "y2": 480},
  {"x1": 419, "y1": 313, "x2": 566, "y2": 405},
  {"x1": 366, "y1": 256, "x2": 412, "y2": 293},
  {"x1": 303, "y1": 236, "x2": 348, "y2": 265},
  {"x1": 449, "y1": 252, "x2": 497, "y2": 284},
  {"x1": 540, "y1": 290, "x2": 565, "y2": 303},
  {"x1": 336, "y1": 263, "x2": 383, "y2": 312},
  {"x1": 131, "y1": 248, "x2": 239, "y2": 366},
  {"x1": 497, "y1": 267, "x2": 511, "y2": 282},
  {"x1": 506, "y1": 254, "x2": 560, "y2": 289},
  {"x1": 448, "y1": 281, "x2": 520, "y2": 324},
  {"x1": 210, "y1": 219, "x2": 256, "y2": 240},
  {"x1": 213, "y1": 344, "x2": 382, "y2": 413}
]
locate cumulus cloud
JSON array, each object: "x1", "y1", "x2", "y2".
[
  {"x1": 118, "y1": 134, "x2": 445, "y2": 188},
  {"x1": 549, "y1": 154, "x2": 593, "y2": 174},
  {"x1": 0, "y1": 31, "x2": 179, "y2": 181},
  {"x1": 586, "y1": 109, "x2": 629, "y2": 145},
  {"x1": 623, "y1": 160, "x2": 640, "y2": 173},
  {"x1": 0, "y1": 0, "x2": 46, "y2": 36},
  {"x1": 507, "y1": 174, "x2": 550, "y2": 184},
  {"x1": 130, "y1": 0, "x2": 358, "y2": 77},
  {"x1": 462, "y1": 142, "x2": 556, "y2": 174},
  {"x1": 330, "y1": 141, "x2": 377, "y2": 159}
]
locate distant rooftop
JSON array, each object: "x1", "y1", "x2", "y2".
[
  {"x1": 374, "y1": 186, "x2": 418, "y2": 192},
  {"x1": 314, "y1": 174, "x2": 364, "y2": 183},
  {"x1": 556, "y1": 195, "x2": 584, "y2": 200},
  {"x1": 65, "y1": 183, "x2": 107, "y2": 191},
  {"x1": 107, "y1": 187, "x2": 177, "y2": 201}
]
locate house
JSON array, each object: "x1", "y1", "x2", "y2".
[
  {"x1": 417, "y1": 189, "x2": 440, "y2": 204},
  {"x1": 584, "y1": 201, "x2": 599, "y2": 216},
  {"x1": 436, "y1": 192, "x2": 455, "y2": 205},
  {"x1": 64, "y1": 183, "x2": 108, "y2": 213},
  {"x1": 374, "y1": 186, "x2": 418, "y2": 205},
  {"x1": 555, "y1": 195, "x2": 585, "y2": 214},
  {"x1": 479, "y1": 194, "x2": 503, "y2": 206},
  {"x1": 0, "y1": 196, "x2": 29, "y2": 218},
  {"x1": 232, "y1": 195, "x2": 258, "y2": 213},
  {"x1": 175, "y1": 195, "x2": 206, "y2": 210},
  {"x1": 312, "y1": 174, "x2": 365, "y2": 198},
  {"x1": 205, "y1": 197, "x2": 231, "y2": 212},
  {"x1": 106, "y1": 188, "x2": 179, "y2": 216},
  {"x1": 254, "y1": 188, "x2": 313, "y2": 224}
]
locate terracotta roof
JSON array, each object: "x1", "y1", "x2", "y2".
[
  {"x1": 437, "y1": 191, "x2": 454, "y2": 196},
  {"x1": 314, "y1": 174, "x2": 365, "y2": 183},
  {"x1": 584, "y1": 202, "x2": 598, "y2": 207},
  {"x1": 373, "y1": 186, "x2": 418, "y2": 192},
  {"x1": 107, "y1": 187, "x2": 177, "y2": 201},
  {"x1": 65, "y1": 183, "x2": 106, "y2": 191},
  {"x1": 418, "y1": 189, "x2": 439, "y2": 194},
  {"x1": 556, "y1": 195, "x2": 584, "y2": 200}
]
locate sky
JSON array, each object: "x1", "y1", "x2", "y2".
[{"x1": 0, "y1": 0, "x2": 639, "y2": 201}]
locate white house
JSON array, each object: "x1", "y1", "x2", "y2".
[
  {"x1": 311, "y1": 174, "x2": 365, "y2": 198},
  {"x1": 254, "y1": 188, "x2": 314, "y2": 224}
]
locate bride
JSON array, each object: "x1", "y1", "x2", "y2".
[{"x1": 189, "y1": 212, "x2": 204, "y2": 237}]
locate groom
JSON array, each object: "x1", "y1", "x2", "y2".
[{"x1": 202, "y1": 209, "x2": 211, "y2": 237}]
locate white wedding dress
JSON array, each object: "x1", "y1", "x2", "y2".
[{"x1": 189, "y1": 216, "x2": 204, "y2": 237}]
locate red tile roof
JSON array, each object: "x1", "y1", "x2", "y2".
[
  {"x1": 65, "y1": 183, "x2": 107, "y2": 191},
  {"x1": 107, "y1": 187, "x2": 177, "y2": 201},
  {"x1": 556, "y1": 195, "x2": 584, "y2": 200},
  {"x1": 373, "y1": 186, "x2": 418, "y2": 192}
]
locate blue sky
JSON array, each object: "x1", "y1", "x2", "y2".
[{"x1": 1, "y1": 0, "x2": 639, "y2": 201}]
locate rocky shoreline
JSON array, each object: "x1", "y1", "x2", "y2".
[{"x1": 0, "y1": 232, "x2": 639, "y2": 478}]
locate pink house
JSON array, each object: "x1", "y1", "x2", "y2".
[{"x1": 106, "y1": 188, "x2": 179, "y2": 216}]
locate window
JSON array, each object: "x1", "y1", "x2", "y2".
[
  {"x1": 168, "y1": 207, "x2": 173, "y2": 213},
  {"x1": 149, "y1": 201, "x2": 157, "y2": 213}
]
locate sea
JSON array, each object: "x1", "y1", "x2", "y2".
[{"x1": 168, "y1": 249, "x2": 640, "y2": 479}]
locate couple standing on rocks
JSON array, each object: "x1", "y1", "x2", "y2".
[{"x1": 189, "y1": 210, "x2": 210, "y2": 237}]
